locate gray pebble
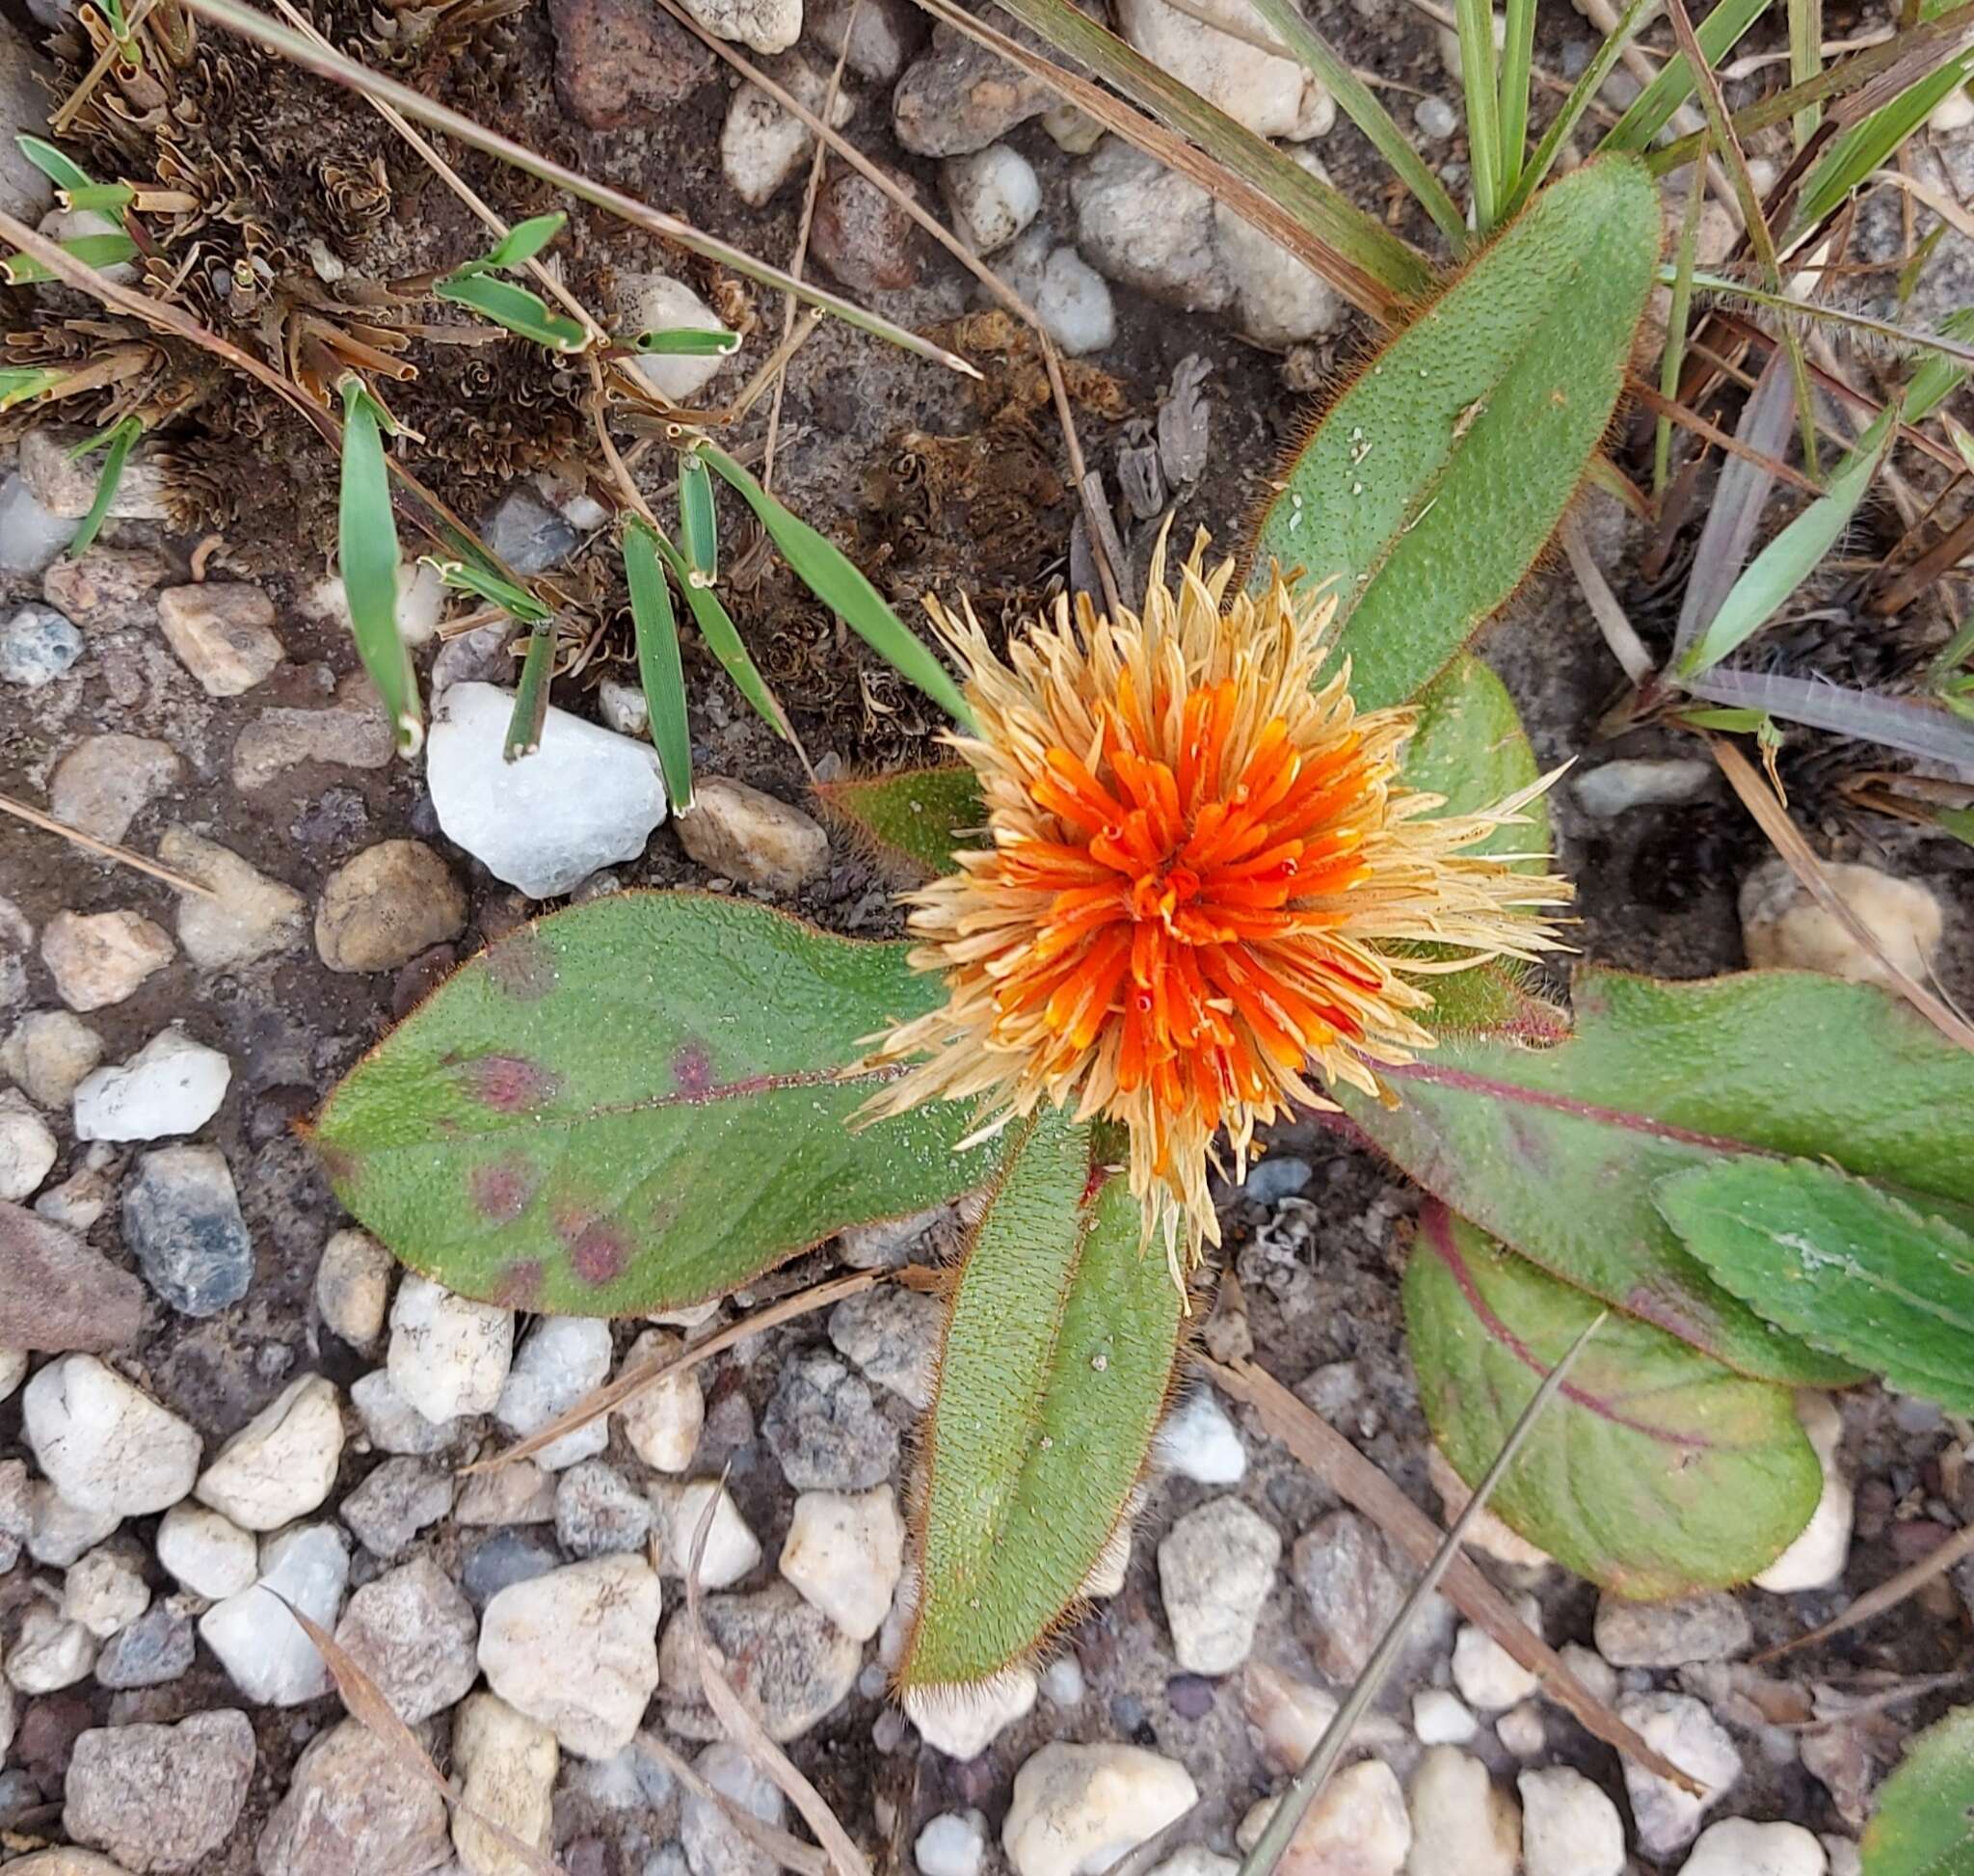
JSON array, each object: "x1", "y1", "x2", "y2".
[
  {"x1": 0, "y1": 603, "x2": 82, "y2": 686},
  {"x1": 120, "y1": 1145, "x2": 253, "y2": 1317},
  {"x1": 761, "y1": 1352, "x2": 898, "y2": 1490}
]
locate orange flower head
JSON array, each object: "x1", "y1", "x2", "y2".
[{"x1": 861, "y1": 534, "x2": 1569, "y2": 1272}]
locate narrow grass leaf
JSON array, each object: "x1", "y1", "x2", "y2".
[
  {"x1": 0, "y1": 366, "x2": 61, "y2": 411},
  {"x1": 1498, "y1": 0, "x2": 1535, "y2": 201},
  {"x1": 1656, "y1": 142, "x2": 1709, "y2": 496},
  {"x1": 679, "y1": 451, "x2": 718, "y2": 585},
  {"x1": 505, "y1": 618, "x2": 556, "y2": 761},
  {"x1": 1903, "y1": 308, "x2": 1974, "y2": 419},
  {"x1": 1689, "y1": 665, "x2": 1974, "y2": 766},
  {"x1": 435, "y1": 273, "x2": 589, "y2": 353},
  {"x1": 1456, "y1": 0, "x2": 1503, "y2": 228},
  {"x1": 15, "y1": 134, "x2": 93, "y2": 192},
  {"x1": 1680, "y1": 401, "x2": 1899, "y2": 678},
  {"x1": 65, "y1": 415, "x2": 141, "y2": 558},
  {"x1": 632, "y1": 326, "x2": 742, "y2": 358},
  {"x1": 61, "y1": 182, "x2": 134, "y2": 214},
  {"x1": 468, "y1": 210, "x2": 567, "y2": 272},
  {"x1": 1504, "y1": 0, "x2": 1658, "y2": 217},
  {"x1": 1600, "y1": 0, "x2": 1770, "y2": 152},
  {"x1": 1796, "y1": 33, "x2": 1974, "y2": 231},
  {"x1": 1790, "y1": 0, "x2": 1825, "y2": 147},
  {"x1": 699, "y1": 443, "x2": 973, "y2": 728},
  {"x1": 337, "y1": 377, "x2": 421, "y2": 756},
  {"x1": 625, "y1": 521, "x2": 695, "y2": 812},
  {"x1": 423, "y1": 553, "x2": 552, "y2": 624},
  {"x1": 649, "y1": 524, "x2": 792, "y2": 741},
  {"x1": 3, "y1": 232, "x2": 140, "y2": 283}
]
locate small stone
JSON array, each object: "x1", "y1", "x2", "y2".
[
  {"x1": 429, "y1": 683, "x2": 669, "y2": 898},
  {"x1": 200, "y1": 1521, "x2": 350, "y2": 1705},
  {"x1": 482, "y1": 484, "x2": 579, "y2": 576},
  {"x1": 1412, "y1": 1688, "x2": 1477, "y2": 1745},
  {"x1": 0, "y1": 472, "x2": 79, "y2": 574},
  {"x1": 677, "y1": 776, "x2": 830, "y2": 893},
  {"x1": 1042, "y1": 1655, "x2": 1085, "y2": 1705},
  {"x1": 93, "y1": 1602, "x2": 194, "y2": 1689},
  {"x1": 598, "y1": 679, "x2": 649, "y2": 737},
  {"x1": 23, "y1": 1354, "x2": 200, "y2": 1515},
  {"x1": 1148, "y1": 1853, "x2": 1235, "y2": 1876},
  {"x1": 155, "y1": 1502, "x2": 256, "y2": 1599},
  {"x1": 1291, "y1": 1510, "x2": 1407, "y2": 1682},
  {"x1": 74, "y1": 1031, "x2": 230, "y2": 1143},
  {"x1": 809, "y1": 0, "x2": 919, "y2": 80},
  {"x1": 1414, "y1": 95, "x2": 1457, "y2": 139},
  {"x1": 1617, "y1": 1692, "x2": 1742, "y2": 1857},
  {"x1": 812, "y1": 167, "x2": 921, "y2": 294},
  {"x1": 762, "y1": 1350, "x2": 897, "y2": 1490},
  {"x1": 4, "y1": 1010, "x2": 103, "y2": 1107},
  {"x1": 893, "y1": 24, "x2": 1054, "y2": 155},
  {"x1": 159, "y1": 827, "x2": 308, "y2": 968},
  {"x1": 827, "y1": 1284, "x2": 940, "y2": 1409},
  {"x1": 8, "y1": 1603, "x2": 98, "y2": 1692},
  {"x1": 918, "y1": 1810, "x2": 989, "y2": 1876},
  {"x1": 314, "y1": 1227, "x2": 393, "y2": 1351},
  {"x1": 617, "y1": 1328, "x2": 706, "y2": 1472},
  {"x1": 905, "y1": 1667, "x2": 1039, "y2": 1758},
  {"x1": 1114, "y1": 0, "x2": 1329, "y2": 138},
  {"x1": 1517, "y1": 1766, "x2": 1625, "y2": 1876},
  {"x1": 333, "y1": 1553, "x2": 479, "y2": 1724},
  {"x1": 1002, "y1": 1744, "x2": 1200, "y2": 1876},
  {"x1": 462, "y1": 1530, "x2": 559, "y2": 1612},
  {"x1": 1242, "y1": 1156, "x2": 1311, "y2": 1203},
  {"x1": 778, "y1": 1487, "x2": 903, "y2": 1639},
  {"x1": 1494, "y1": 1702, "x2": 1544, "y2": 1756},
  {"x1": 676, "y1": 0, "x2": 799, "y2": 53},
  {"x1": 458, "y1": 1458, "x2": 557, "y2": 1526},
  {"x1": 47, "y1": 737, "x2": 180, "y2": 847},
  {"x1": 1823, "y1": 1839, "x2": 1862, "y2": 1876},
  {"x1": 1453, "y1": 1610, "x2": 1541, "y2": 1712},
  {"x1": 452, "y1": 1692, "x2": 559, "y2": 1876},
  {"x1": 64, "y1": 1710, "x2": 254, "y2": 1873},
  {"x1": 1931, "y1": 81, "x2": 1974, "y2": 131},
  {"x1": 0, "y1": 1090, "x2": 55, "y2": 1200},
  {"x1": 1740, "y1": 859, "x2": 1943, "y2": 989},
  {"x1": 340, "y1": 1455, "x2": 454, "y2": 1557},
  {"x1": 18, "y1": 427, "x2": 167, "y2": 521},
  {"x1": 944, "y1": 144, "x2": 1041, "y2": 252},
  {"x1": 682, "y1": 1740, "x2": 786, "y2": 1876},
  {"x1": 654, "y1": 1478, "x2": 761, "y2": 1586},
  {"x1": 496, "y1": 1315, "x2": 614, "y2": 1469},
  {"x1": 63, "y1": 1544, "x2": 149, "y2": 1638},
  {"x1": 26, "y1": 1479, "x2": 119, "y2": 1568},
  {"x1": 1405, "y1": 1748, "x2": 1518, "y2": 1876},
  {"x1": 388, "y1": 1275, "x2": 515, "y2": 1423},
  {"x1": 1680, "y1": 1818, "x2": 1827, "y2": 1876},
  {"x1": 1157, "y1": 1389, "x2": 1245, "y2": 1484},
  {"x1": 316, "y1": 839, "x2": 468, "y2": 972},
  {"x1": 40, "y1": 910, "x2": 173, "y2": 1012},
  {"x1": 658, "y1": 1581, "x2": 861, "y2": 1742},
  {"x1": 1240, "y1": 1763, "x2": 1410, "y2": 1876},
  {"x1": 254, "y1": 1716, "x2": 450, "y2": 1876},
  {"x1": 623, "y1": 274, "x2": 735, "y2": 404},
  {"x1": 1594, "y1": 1590, "x2": 1750, "y2": 1668},
  {"x1": 1158, "y1": 1496, "x2": 1280, "y2": 1675},
  {"x1": 479, "y1": 1554, "x2": 663, "y2": 1758},
  {"x1": 120, "y1": 1144, "x2": 253, "y2": 1316},
  {"x1": 0, "y1": 1347, "x2": 20, "y2": 1403},
  {"x1": 1574, "y1": 757, "x2": 1714, "y2": 818},
  {"x1": 1426, "y1": 1447, "x2": 1551, "y2": 1568},
  {"x1": 721, "y1": 54, "x2": 856, "y2": 207},
  {"x1": 1554, "y1": 1642, "x2": 1618, "y2": 1709},
  {"x1": 1031, "y1": 246, "x2": 1115, "y2": 356},
  {"x1": 34, "y1": 1156, "x2": 115, "y2": 1235},
  {"x1": 1, "y1": 603, "x2": 83, "y2": 686},
  {"x1": 1754, "y1": 1392, "x2": 1854, "y2": 1594},
  {"x1": 556, "y1": 1459, "x2": 655, "y2": 1559},
  {"x1": 42, "y1": 547, "x2": 173, "y2": 628},
  {"x1": 156, "y1": 583, "x2": 283, "y2": 695},
  {"x1": 1216, "y1": 148, "x2": 1342, "y2": 346},
  {"x1": 547, "y1": 0, "x2": 714, "y2": 128},
  {"x1": 196, "y1": 1374, "x2": 344, "y2": 1529},
  {"x1": 1073, "y1": 141, "x2": 1231, "y2": 312},
  {"x1": 232, "y1": 699, "x2": 395, "y2": 791}
]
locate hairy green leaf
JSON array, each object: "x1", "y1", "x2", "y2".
[
  {"x1": 625, "y1": 522, "x2": 694, "y2": 813},
  {"x1": 1659, "y1": 1157, "x2": 1974, "y2": 1413},
  {"x1": 337, "y1": 379, "x2": 421, "y2": 755},
  {"x1": 903, "y1": 1109, "x2": 1184, "y2": 1688},
  {"x1": 434, "y1": 273, "x2": 589, "y2": 353},
  {"x1": 1862, "y1": 1704, "x2": 1974, "y2": 1875},
  {"x1": 1248, "y1": 155, "x2": 1659, "y2": 710},
  {"x1": 1406, "y1": 1206, "x2": 1821, "y2": 1596},
  {"x1": 313, "y1": 894, "x2": 1006, "y2": 1315},
  {"x1": 1347, "y1": 966, "x2": 1974, "y2": 1382},
  {"x1": 699, "y1": 444, "x2": 974, "y2": 729},
  {"x1": 632, "y1": 326, "x2": 742, "y2": 358},
  {"x1": 65, "y1": 415, "x2": 142, "y2": 559},
  {"x1": 812, "y1": 765, "x2": 985, "y2": 879}
]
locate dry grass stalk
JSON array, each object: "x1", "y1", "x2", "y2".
[{"x1": 0, "y1": 791, "x2": 220, "y2": 899}]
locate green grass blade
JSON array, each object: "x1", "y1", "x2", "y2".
[
  {"x1": 631, "y1": 327, "x2": 742, "y2": 358},
  {"x1": 66, "y1": 415, "x2": 142, "y2": 559},
  {"x1": 62, "y1": 182, "x2": 134, "y2": 214},
  {"x1": 698, "y1": 443, "x2": 974, "y2": 730},
  {"x1": 434, "y1": 274, "x2": 589, "y2": 353},
  {"x1": 422, "y1": 553, "x2": 553, "y2": 624},
  {"x1": 1600, "y1": 0, "x2": 1769, "y2": 151},
  {"x1": 1902, "y1": 308, "x2": 1974, "y2": 419},
  {"x1": 624, "y1": 521, "x2": 694, "y2": 812},
  {"x1": 1236, "y1": 0, "x2": 1468, "y2": 249},
  {"x1": 3, "y1": 233, "x2": 141, "y2": 283},
  {"x1": 1456, "y1": 0, "x2": 1503, "y2": 229},
  {"x1": 15, "y1": 133, "x2": 93, "y2": 192},
  {"x1": 337, "y1": 377, "x2": 422, "y2": 756},
  {"x1": 1656, "y1": 146, "x2": 1709, "y2": 496},
  {"x1": 1499, "y1": 0, "x2": 1536, "y2": 200},
  {"x1": 649, "y1": 524, "x2": 792, "y2": 742},
  {"x1": 0, "y1": 367, "x2": 62, "y2": 412},
  {"x1": 505, "y1": 618, "x2": 556, "y2": 761},
  {"x1": 1502, "y1": 0, "x2": 1658, "y2": 217},
  {"x1": 1678, "y1": 401, "x2": 1900, "y2": 679},
  {"x1": 1680, "y1": 267, "x2": 1974, "y2": 364},
  {"x1": 1790, "y1": 0, "x2": 1824, "y2": 146},
  {"x1": 679, "y1": 452, "x2": 718, "y2": 587},
  {"x1": 470, "y1": 211, "x2": 567, "y2": 273},
  {"x1": 1794, "y1": 42, "x2": 1974, "y2": 231}
]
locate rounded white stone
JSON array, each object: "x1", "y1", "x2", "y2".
[
  {"x1": 22, "y1": 1354, "x2": 200, "y2": 1516},
  {"x1": 157, "y1": 1502, "x2": 259, "y2": 1600},
  {"x1": 387, "y1": 1274, "x2": 515, "y2": 1424},
  {"x1": 777, "y1": 1487, "x2": 904, "y2": 1641},
  {"x1": 1002, "y1": 1743, "x2": 1199, "y2": 1876}
]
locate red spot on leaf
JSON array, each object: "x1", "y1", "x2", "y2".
[
  {"x1": 493, "y1": 1259, "x2": 545, "y2": 1308},
  {"x1": 556, "y1": 1210, "x2": 629, "y2": 1287},
  {"x1": 673, "y1": 1042, "x2": 713, "y2": 1096},
  {"x1": 470, "y1": 1157, "x2": 537, "y2": 1223},
  {"x1": 485, "y1": 929, "x2": 558, "y2": 1000},
  {"x1": 1081, "y1": 1162, "x2": 1108, "y2": 1206},
  {"x1": 461, "y1": 1055, "x2": 561, "y2": 1112}
]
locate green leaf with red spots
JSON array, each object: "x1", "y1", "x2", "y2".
[
  {"x1": 812, "y1": 765, "x2": 985, "y2": 881},
  {"x1": 1406, "y1": 1204, "x2": 1821, "y2": 1596},
  {"x1": 312, "y1": 893, "x2": 1005, "y2": 1314},
  {"x1": 901, "y1": 1108, "x2": 1185, "y2": 1691},
  {"x1": 1349, "y1": 968, "x2": 1974, "y2": 1384}
]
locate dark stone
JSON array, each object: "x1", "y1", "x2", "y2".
[
  {"x1": 17, "y1": 1693, "x2": 92, "y2": 1788},
  {"x1": 760, "y1": 1351, "x2": 896, "y2": 1491},
  {"x1": 462, "y1": 1529, "x2": 561, "y2": 1609},
  {"x1": 811, "y1": 169, "x2": 920, "y2": 297},
  {"x1": 340, "y1": 1457, "x2": 455, "y2": 1558},
  {"x1": 0, "y1": 1200, "x2": 147, "y2": 1350},
  {"x1": 121, "y1": 1147, "x2": 253, "y2": 1318},
  {"x1": 1165, "y1": 1674, "x2": 1215, "y2": 1719},
  {"x1": 93, "y1": 1603, "x2": 195, "y2": 1688},
  {"x1": 547, "y1": 0, "x2": 714, "y2": 128}
]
